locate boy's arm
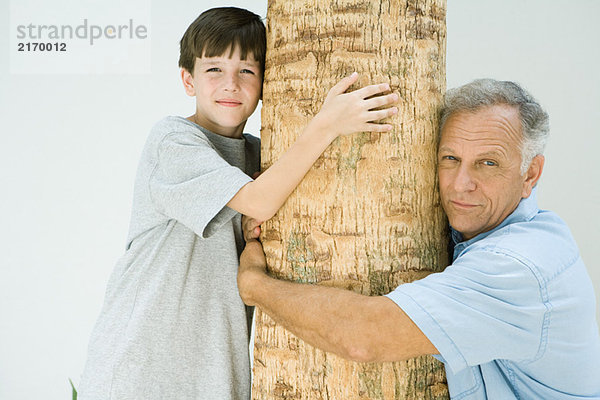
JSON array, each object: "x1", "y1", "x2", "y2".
[{"x1": 227, "y1": 73, "x2": 398, "y2": 221}]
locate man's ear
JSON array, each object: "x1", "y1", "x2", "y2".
[
  {"x1": 522, "y1": 155, "x2": 545, "y2": 198},
  {"x1": 181, "y1": 68, "x2": 195, "y2": 97}
]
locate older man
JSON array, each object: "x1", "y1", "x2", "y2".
[{"x1": 237, "y1": 79, "x2": 600, "y2": 398}]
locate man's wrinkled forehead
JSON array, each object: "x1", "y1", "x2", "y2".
[
  {"x1": 437, "y1": 105, "x2": 525, "y2": 163},
  {"x1": 440, "y1": 105, "x2": 522, "y2": 139}
]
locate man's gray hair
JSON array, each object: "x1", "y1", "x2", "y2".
[{"x1": 440, "y1": 79, "x2": 549, "y2": 174}]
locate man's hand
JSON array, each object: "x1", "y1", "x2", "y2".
[
  {"x1": 237, "y1": 239, "x2": 268, "y2": 306},
  {"x1": 242, "y1": 215, "x2": 263, "y2": 242},
  {"x1": 240, "y1": 171, "x2": 264, "y2": 241}
]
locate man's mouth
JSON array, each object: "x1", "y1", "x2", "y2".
[{"x1": 450, "y1": 200, "x2": 478, "y2": 209}]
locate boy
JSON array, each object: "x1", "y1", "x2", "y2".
[{"x1": 79, "y1": 7, "x2": 398, "y2": 400}]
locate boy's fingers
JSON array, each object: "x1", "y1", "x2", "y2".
[
  {"x1": 329, "y1": 72, "x2": 359, "y2": 96},
  {"x1": 367, "y1": 107, "x2": 398, "y2": 121},
  {"x1": 363, "y1": 122, "x2": 394, "y2": 133},
  {"x1": 353, "y1": 82, "x2": 391, "y2": 100},
  {"x1": 364, "y1": 93, "x2": 399, "y2": 110}
]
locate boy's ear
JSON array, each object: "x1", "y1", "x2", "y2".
[{"x1": 181, "y1": 68, "x2": 195, "y2": 97}]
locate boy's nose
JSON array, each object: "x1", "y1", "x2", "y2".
[{"x1": 223, "y1": 73, "x2": 240, "y2": 92}]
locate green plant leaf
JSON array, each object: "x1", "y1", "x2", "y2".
[{"x1": 69, "y1": 378, "x2": 77, "y2": 400}]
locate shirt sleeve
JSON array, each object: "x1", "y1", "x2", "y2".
[
  {"x1": 149, "y1": 131, "x2": 253, "y2": 238},
  {"x1": 385, "y1": 249, "x2": 548, "y2": 374}
]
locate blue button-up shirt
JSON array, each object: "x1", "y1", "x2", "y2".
[{"x1": 386, "y1": 189, "x2": 600, "y2": 398}]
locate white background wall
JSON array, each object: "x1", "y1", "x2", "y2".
[{"x1": 0, "y1": 1, "x2": 598, "y2": 399}]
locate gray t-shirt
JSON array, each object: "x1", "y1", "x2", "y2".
[{"x1": 79, "y1": 116, "x2": 260, "y2": 400}]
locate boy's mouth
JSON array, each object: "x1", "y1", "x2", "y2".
[{"x1": 216, "y1": 99, "x2": 242, "y2": 107}]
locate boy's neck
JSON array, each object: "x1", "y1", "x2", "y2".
[{"x1": 186, "y1": 114, "x2": 245, "y2": 139}]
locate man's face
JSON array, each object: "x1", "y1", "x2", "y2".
[
  {"x1": 438, "y1": 105, "x2": 538, "y2": 240},
  {"x1": 182, "y1": 45, "x2": 262, "y2": 138}
]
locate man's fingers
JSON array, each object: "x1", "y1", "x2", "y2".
[
  {"x1": 242, "y1": 215, "x2": 263, "y2": 241},
  {"x1": 246, "y1": 226, "x2": 261, "y2": 241},
  {"x1": 241, "y1": 239, "x2": 267, "y2": 266},
  {"x1": 238, "y1": 239, "x2": 268, "y2": 305}
]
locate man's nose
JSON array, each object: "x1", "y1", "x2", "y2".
[{"x1": 453, "y1": 164, "x2": 477, "y2": 192}]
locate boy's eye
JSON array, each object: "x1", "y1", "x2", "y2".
[
  {"x1": 241, "y1": 69, "x2": 255, "y2": 74},
  {"x1": 206, "y1": 67, "x2": 221, "y2": 72}
]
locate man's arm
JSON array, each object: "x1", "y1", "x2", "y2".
[
  {"x1": 238, "y1": 240, "x2": 438, "y2": 362},
  {"x1": 227, "y1": 73, "x2": 398, "y2": 222}
]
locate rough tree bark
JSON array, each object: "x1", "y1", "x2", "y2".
[{"x1": 255, "y1": 0, "x2": 449, "y2": 398}]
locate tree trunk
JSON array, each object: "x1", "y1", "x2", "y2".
[{"x1": 255, "y1": 0, "x2": 449, "y2": 398}]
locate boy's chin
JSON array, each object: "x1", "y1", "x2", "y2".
[{"x1": 212, "y1": 121, "x2": 247, "y2": 137}]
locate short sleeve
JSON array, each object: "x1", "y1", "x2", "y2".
[
  {"x1": 386, "y1": 249, "x2": 547, "y2": 374},
  {"x1": 149, "y1": 131, "x2": 252, "y2": 238}
]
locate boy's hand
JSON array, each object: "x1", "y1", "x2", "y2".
[
  {"x1": 312, "y1": 72, "x2": 399, "y2": 138},
  {"x1": 242, "y1": 215, "x2": 263, "y2": 241}
]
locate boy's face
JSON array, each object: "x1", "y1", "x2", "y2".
[{"x1": 181, "y1": 45, "x2": 262, "y2": 138}]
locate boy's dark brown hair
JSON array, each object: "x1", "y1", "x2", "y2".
[{"x1": 178, "y1": 7, "x2": 266, "y2": 75}]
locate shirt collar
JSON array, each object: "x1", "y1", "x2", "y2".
[{"x1": 451, "y1": 187, "x2": 540, "y2": 248}]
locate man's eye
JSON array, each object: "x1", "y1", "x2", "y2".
[
  {"x1": 441, "y1": 155, "x2": 457, "y2": 161},
  {"x1": 483, "y1": 160, "x2": 497, "y2": 166}
]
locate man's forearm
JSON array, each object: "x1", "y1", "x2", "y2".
[
  {"x1": 239, "y1": 246, "x2": 438, "y2": 363},
  {"x1": 244, "y1": 271, "x2": 373, "y2": 360}
]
